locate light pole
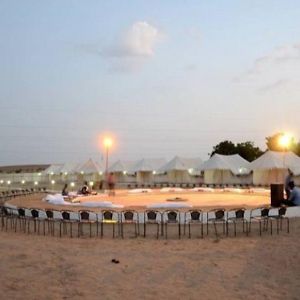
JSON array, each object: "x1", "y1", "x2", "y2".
[{"x1": 103, "y1": 137, "x2": 113, "y2": 189}]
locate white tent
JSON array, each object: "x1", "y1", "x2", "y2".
[
  {"x1": 130, "y1": 158, "x2": 166, "y2": 184},
  {"x1": 59, "y1": 162, "x2": 81, "y2": 175},
  {"x1": 250, "y1": 151, "x2": 300, "y2": 185},
  {"x1": 43, "y1": 164, "x2": 64, "y2": 175},
  {"x1": 158, "y1": 156, "x2": 203, "y2": 184},
  {"x1": 76, "y1": 159, "x2": 103, "y2": 174},
  {"x1": 108, "y1": 160, "x2": 137, "y2": 183},
  {"x1": 199, "y1": 154, "x2": 251, "y2": 185}
]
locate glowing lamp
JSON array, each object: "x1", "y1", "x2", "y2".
[
  {"x1": 0, "y1": 180, "x2": 3, "y2": 184},
  {"x1": 64, "y1": 172, "x2": 68, "y2": 175},
  {"x1": 7, "y1": 180, "x2": 11, "y2": 185},
  {"x1": 89, "y1": 181, "x2": 94, "y2": 187},
  {"x1": 188, "y1": 168, "x2": 194, "y2": 174},
  {"x1": 80, "y1": 171, "x2": 84, "y2": 175},
  {"x1": 51, "y1": 180, "x2": 55, "y2": 185},
  {"x1": 103, "y1": 137, "x2": 113, "y2": 149},
  {"x1": 152, "y1": 170, "x2": 156, "y2": 175},
  {"x1": 70, "y1": 182, "x2": 75, "y2": 187},
  {"x1": 279, "y1": 133, "x2": 292, "y2": 149},
  {"x1": 21, "y1": 180, "x2": 26, "y2": 184},
  {"x1": 38, "y1": 173, "x2": 41, "y2": 176},
  {"x1": 123, "y1": 171, "x2": 127, "y2": 175},
  {"x1": 34, "y1": 181, "x2": 38, "y2": 185},
  {"x1": 99, "y1": 171, "x2": 103, "y2": 175}
]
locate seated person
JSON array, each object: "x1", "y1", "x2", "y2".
[
  {"x1": 282, "y1": 181, "x2": 300, "y2": 206},
  {"x1": 80, "y1": 182, "x2": 90, "y2": 195},
  {"x1": 62, "y1": 184, "x2": 68, "y2": 196}
]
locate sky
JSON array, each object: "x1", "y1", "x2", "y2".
[{"x1": 0, "y1": 0, "x2": 300, "y2": 166}]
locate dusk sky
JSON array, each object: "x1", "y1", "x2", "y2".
[{"x1": 1, "y1": 0, "x2": 300, "y2": 166}]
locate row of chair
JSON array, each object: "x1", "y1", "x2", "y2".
[
  {"x1": 1, "y1": 206, "x2": 289, "y2": 239},
  {"x1": 0, "y1": 188, "x2": 47, "y2": 201}
]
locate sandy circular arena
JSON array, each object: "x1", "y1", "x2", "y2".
[{"x1": 7, "y1": 189, "x2": 270, "y2": 212}]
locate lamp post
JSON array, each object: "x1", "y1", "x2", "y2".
[{"x1": 103, "y1": 137, "x2": 113, "y2": 189}]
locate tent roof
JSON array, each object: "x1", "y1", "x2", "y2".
[
  {"x1": 108, "y1": 160, "x2": 136, "y2": 173},
  {"x1": 130, "y1": 158, "x2": 166, "y2": 172},
  {"x1": 199, "y1": 154, "x2": 250, "y2": 175},
  {"x1": 43, "y1": 164, "x2": 64, "y2": 175},
  {"x1": 159, "y1": 156, "x2": 203, "y2": 172},
  {"x1": 76, "y1": 159, "x2": 103, "y2": 174},
  {"x1": 250, "y1": 151, "x2": 300, "y2": 175},
  {"x1": 59, "y1": 162, "x2": 81, "y2": 174}
]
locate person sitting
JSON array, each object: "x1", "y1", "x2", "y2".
[
  {"x1": 62, "y1": 184, "x2": 68, "y2": 196},
  {"x1": 282, "y1": 181, "x2": 300, "y2": 206},
  {"x1": 80, "y1": 181, "x2": 90, "y2": 195}
]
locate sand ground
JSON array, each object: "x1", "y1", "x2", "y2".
[{"x1": 0, "y1": 218, "x2": 300, "y2": 300}]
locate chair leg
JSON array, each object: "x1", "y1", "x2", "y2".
[
  {"x1": 144, "y1": 223, "x2": 146, "y2": 238},
  {"x1": 188, "y1": 223, "x2": 191, "y2": 239},
  {"x1": 287, "y1": 218, "x2": 289, "y2": 233},
  {"x1": 259, "y1": 221, "x2": 262, "y2": 236},
  {"x1": 234, "y1": 221, "x2": 237, "y2": 237},
  {"x1": 157, "y1": 223, "x2": 159, "y2": 239},
  {"x1": 213, "y1": 222, "x2": 218, "y2": 238},
  {"x1": 201, "y1": 223, "x2": 203, "y2": 239},
  {"x1": 165, "y1": 223, "x2": 168, "y2": 240}
]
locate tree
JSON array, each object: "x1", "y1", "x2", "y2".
[
  {"x1": 210, "y1": 140, "x2": 263, "y2": 162},
  {"x1": 210, "y1": 140, "x2": 236, "y2": 156}
]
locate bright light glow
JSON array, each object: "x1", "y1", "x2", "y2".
[
  {"x1": 123, "y1": 171, "x2": 127, "y2": 175},
  {"x1": 279, "y1": 133, "x2": 292, "y2": 149},
  {"x1": 99, "y1": 171, "x2": 103, "y2": 175},
  {"x1": 34, "y1": 181, "x2": 38, "y2": 185},
  {"x1": 21, "y1": 180, "x2": 26, "y2": 184},
  {"x1": 0, "y1": 180, "x2": 3, "y2": 184},
  {"x1": 51, "y1": 180, "x2": 55, "y2": 185},
  {"x1": 70, "y1": 182, "x2": 75, "y2": 187},
  {"x1": 103, "y1": 137, "x2": 113, "y2": 149},
  {"x1": 7, "y1": 180, "x2": 11, "y2": 185},
  {"x1": 64, "y1": 172, "x2": 68, "y2": 175},
  {"x1": 152, "y1": 170, "x2": 156, "y2": 175},
  {"x1": 89, "y1": 181, "x2": 94, "y2": 187},
  {"x1": 188, "y1": 168, "x2": 194, "y2": 174},
  {"x1": 50, "y1": 172, "x2": 54, "y2": 175},
  {"x1": 38, "y1": 173, "x2": 41, "y2": 176},
  {"x1": 80, "y1": 171, "x2": 84, "y2": 175}
]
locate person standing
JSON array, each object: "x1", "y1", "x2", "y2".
[{"x1": 284, "y1": 169, "x2": 293, "y2": 199}]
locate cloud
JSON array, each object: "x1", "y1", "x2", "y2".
[
  {"x1": 75, "y1": 21, "x2": 163, "y2": 72},
  {"x1": 235, "y1": 43, "x2": 300, "y2": 92}
]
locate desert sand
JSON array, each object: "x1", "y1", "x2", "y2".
[
  {"x1": 1, "y1": 192, "x2": 300, "y2": 300},
  {"x1": 1, "y1": 220, "x2": 300, "y2": 300}
]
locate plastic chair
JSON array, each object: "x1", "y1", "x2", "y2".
[
  {"x1": 120, "y1": 210, "x2": 139, "y2": 238},
  {"x1": 164, "y1": 210, "x2": 181, "y2": 239},
  {"x1": 184, "y1": 210, "x2": 203, "y2": 238},
  {"x1": 206, "y1": 209, "x2": 226, "y2": 238},
  {"x1": 143, "y1": 210, "x2": 161, "y2": 239},
  {"x1": 226, "y1": 208, "x2": 248, "y2": 236}
]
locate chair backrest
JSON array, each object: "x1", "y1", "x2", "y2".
[
  {"x1": 62, "y1": 211, "x2": 70, "y2": 220},
  {"x1": 18, "y1": 208, "x2": 25, "y2": 217},
  {"x1": 278, "y1": 207, "x2": 287, "y2": 216},
  {"x1": 214, "y1": 210, "x2": 224, "y2": 220},
  {"x1": 146, "y1": 210, "x2": 158, "y2": 221},
  {"x1": 167, "y1": 211, "x2": 178, "y2": 222},
  {"x1": 45, "y1": 210, "x2": 54, "y2": 219},
  {"x1": 235, "y1": 209, "x2": 245, "y2": 219},
  {"x1": 124, "y1": 211, "x2": 134, "y2": 221},
  {"x1": 190, "y1": 210, "x2": 201, "y2": 221},
  {"x1": 31, "y1": 209, "x2": 39, "y2": 218},
  {"x1": 261, "y1": 208, "x2": 269, "y2": 217},
  {"x1": 103, "y1": 210, "x2": 113, "y2": 220},
  {"x1": 80, "y1": 211, "x2": 90, "y2": 221}
]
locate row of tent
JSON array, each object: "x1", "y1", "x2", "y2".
[
  {"x1": 40, "y1": 151, "x2": 300, "y2": 185},
  {"x1": 1, "y1": 151, "x2": 299, "y2": 186}
]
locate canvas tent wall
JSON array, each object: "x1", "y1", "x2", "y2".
[
  {"x1": 250, "y1": 151, "x2": 300, "y2": 186},
  {"x1": 199, "y1": 154, "x2": 251, "y2": 185},
  {"x1": 76, "y1": 159, "x2": 103, "y2": 183},
  {"x1": 130, "y1": 158, "x2": 166, "y2": 184},
  {"x1": 108, "y1": 160, "x2": 136, "y2": 184},
  {"x1": 158, "y1": 156, "x2": 203, "y2": 184}
]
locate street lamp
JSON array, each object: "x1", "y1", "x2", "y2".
[
  {"x1": 103, "y1": 137, "x2": 113, "y2": 188},
  {"x1": 279, "y1": 133, "x2": 292, "y2": 151}
]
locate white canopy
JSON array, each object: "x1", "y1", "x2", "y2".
[
  {"x1": 108, "y1": 160, "x2": 136, "y2": 173},
  {"x1": 130, "y1": 158, "x2": 166, "y2": 173},
  {"x1": 43, "y1": 164, "x2": 64, "y2": 175},
  {"x1": 250, "y1": 151, "x2": 300, "y2": 175},
  {"x1": 199, "y1": 154, "x2": 251, "y2": 175},
  {"x1": 59, "y1": 162, "x2": 81, "y2": 175},
  {"x1": 76, "y1": 159, "x2": 103, "y2": 174},
  {"x1": 159, "y1": 156, "x2": 203, "y2": 173}
]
